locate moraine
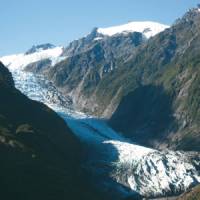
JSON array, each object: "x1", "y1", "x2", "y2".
[{"x1": 1, "y1": 48, "x2": 200, "y2": 199}]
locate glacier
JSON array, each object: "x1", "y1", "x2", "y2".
[{"x1": 1, "y1": 49, "x2": 200, "y2": 199}]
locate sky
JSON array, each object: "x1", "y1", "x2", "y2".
[{"x1": 0, "y1": 0, "x2": 199, "y2": 56}]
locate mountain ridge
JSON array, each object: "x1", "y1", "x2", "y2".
[
  {"x1": 25, "y1": 43, "x2": 56, "y2": 55},
  {"x1": 1, "y1": 8, "x2": 200, "y2": 152}
]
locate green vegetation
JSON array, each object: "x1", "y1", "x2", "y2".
[{"x1": 109, "y1": 9, "x2": 200, "y2": 151}]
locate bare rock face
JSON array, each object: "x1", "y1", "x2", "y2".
[
  {"x1": 25, "y1": 43, "x2": 55, "y2": 55},
  {"x1": 46, "y1": 30, "x2": 146, "y2": 116}
]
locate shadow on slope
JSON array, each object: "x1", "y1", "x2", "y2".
[
  {"x1": 0, "y1": 62, "x2": 103, "y2": 200},
  {"x1": 110, "y1": 84, "x2": 176, "y2": 147}
]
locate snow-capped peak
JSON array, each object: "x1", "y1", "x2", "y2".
[
  {"x1": 0, "y1": 46, "x2": 64, "y2": 70},
  {"x1": 97, "y1": 21, "x2": 169, "y2": 39}
]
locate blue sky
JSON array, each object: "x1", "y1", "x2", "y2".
[{"x1": 0, "y1": 0, "x2": 199, "y2": 56}]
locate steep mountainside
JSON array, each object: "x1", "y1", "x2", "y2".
[
  {"x1": 109, "y1": 8, "x2": 200, "y2": 151},
  {"x1": 1, "y1": 12, "x2": 200, "y2": 199},
  {"x1": 1, "y1": 9, "x2": 199, "y2": 153},
  {"x1": 47, "y1": 22, "x2": 168, "y2": 114},
  {"x1": 10, "y1": 22, "x2": 166, "y2": 114},
  {"x1": 0, "y1": 62, "x2": 101, "y2": 200},
  {"x1": 47, "y1": 31, "x2": 146, "y2": 113}
]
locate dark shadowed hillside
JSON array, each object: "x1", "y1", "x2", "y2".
[{"x1": 0, "y1": 62, "x2": 102, "y2": 200}]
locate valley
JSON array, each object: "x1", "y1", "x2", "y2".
[
  {"x1": 0, "y1": 6, "x2": 200, "y2": 200},
  {"x1": 2, "y1": 50, "x2": 199, "y2": 199}
]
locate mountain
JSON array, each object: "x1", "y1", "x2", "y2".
[
  {"x1": 109, "y1": 8, "x2": 200, "y2": 151},
  {"x1": 47, "y1": 31, "x2": 146, "y2": 113},
  {"x1": 1, "y1": 10, "x2": 200, "y2": 199},
  {"x1": 61, "y1": 21, "x2": 169, "y2": 57},
  {"x1": 0, "y1": 62, "x2": 101, "y2": 200},
  {"x1": 1, "y1": 9, "x2": 200, "y2": 152},
  {"x1": 2, "y1": 61, "x2": 200, "y2": 200},
  {"x1": 11, "y1": 21, "x2": 166, "y2": 114},
  {"x1": 48, "y1": 21, "x2": 168, "y2": 114}
]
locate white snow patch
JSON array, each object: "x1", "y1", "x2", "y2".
[
  {"x1": 97, "y1": 21, "x2": 169, "y2": 38},
  {"x1": 0, "y1": 46, "x2": 63, "y2": 70},
  {"x1": 94, "y1": 37, "x2": 103, "y2": 41},
  {"x1": 51, "y1": 55, "x2": 67, "y2": 66},
  {"x1": 103, "y1": 140, "x2": 154, "y2": 162}
]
